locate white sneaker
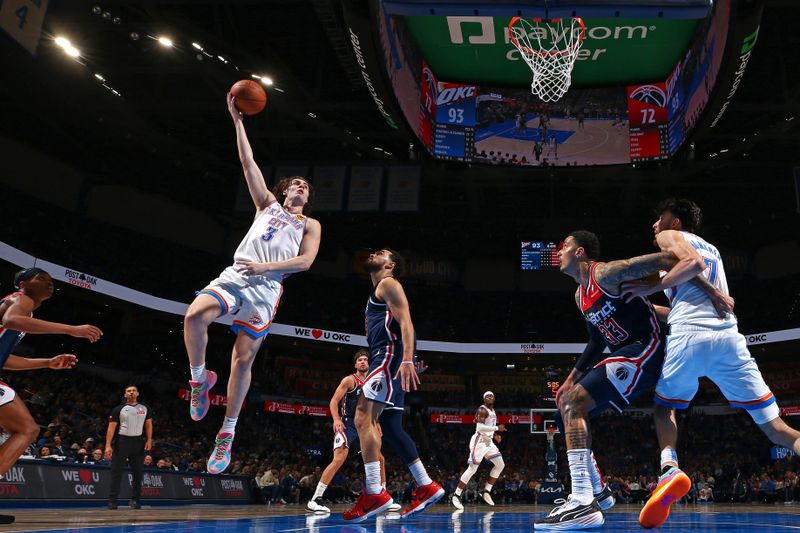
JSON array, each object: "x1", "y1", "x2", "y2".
[
  {"x1": 388, "y1": 501, "x2": 402, "y2": 512},
  {"x1": 306, "y1": 497, "x2": 330, "y2": 513},
  {"x1": 452, "y1": 494, "x2": 464, "y2": 510},
  {"x1": 481, "y1": 490, "x2": 495, "y2": 506}
]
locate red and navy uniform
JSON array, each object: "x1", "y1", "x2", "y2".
[
  {"x1": 363, "y1": 285, "x2": 408, "y2": 405},
  {"x1": 0, "y1": 293, "x2": 27, "y2": 372},
  {"x1": 572, "y1": 262, "x2": 665, "y2": 414},
  {"x1": 337, "y1": 373, "x2": 365, "y2": 450}
]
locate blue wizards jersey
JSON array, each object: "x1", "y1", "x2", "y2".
[
  {"x1": 0, "y1": 292, "x2": 27, "y2": 372},
  {"x1": 579, "y1": 262, "x2": 661, "y2": 349},
  {"x1": 341, "y1": 373, "x2": 365, "y2": 419}
]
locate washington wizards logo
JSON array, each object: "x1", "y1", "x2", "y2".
[
  {"x1": 615, "y1": 366, "x2": 629, "y2": 381},
  {"x1": 370, "y1": 381, "x2": 383, "y2": 393},
  {"x1": 630, "y1": 85, "x2": 667, "y2": 107}
]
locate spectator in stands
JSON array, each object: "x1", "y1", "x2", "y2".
[
  {"x1": 37, "y1": 446, "x2": 51, "y2": 459},
  {"x1": 90, "y1": 448, "x2": 110, "y2": 466},
  {"x1": 50, "y1": 436, "x2": 69, "y2": 459},
  {"x1": 143, "y1": 455, "x2": 153, "y2": 467}
]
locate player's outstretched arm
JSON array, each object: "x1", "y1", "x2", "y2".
[
  {"x1": 329, "y1": 375, "x2": 354, "y2": 434},
  {"x1": 4, "y1": 353, "x2": 77, "y2": 371},
  {"x1": 235, "y1": 219, "x2": 322, "y2": 276},
  {"x1": 227, "y1": 93, "x2": 276, "y2": 212},
  {"x1": 379, "y1": 279, "x2": 419, "y2": 392},
  {"x1": 594, "y1": 251, "x2": 677, "y2": 294},
  {"x1": 3, "y1": 296, "x2": 102, "y2": 341}
]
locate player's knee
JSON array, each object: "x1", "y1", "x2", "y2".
[
  {"x1": 562, "y1": 387, "x2": 588, "y2": 416},
  {"x1": 184, "y1": 305, "x2": 212, "y2": 331},
  {"x1": 20, "y1": 420, "x2": 39, "y2": 443},
  {"x1": 490, "y1": 457, "x2": 505, "y2": 477}
]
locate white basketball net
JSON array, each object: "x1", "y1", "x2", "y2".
[{"x1": 509, "y1": 17, "x2": 586, "y2": 102}]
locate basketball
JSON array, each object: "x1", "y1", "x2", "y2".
[{"x1": 230, "y1": 80, "x2": 266, "y2": 115}]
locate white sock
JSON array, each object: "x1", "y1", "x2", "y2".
[
  {"x1": 365, "y1": 461, "x2": 382, "y2": 494},
  {"x1": 483, "y1": 482, "x2": 493, "y2": 493},
  {"x1": 381, "y1": 481, "x2": 386, "y2": 490},
  {"x1": 567, "y1": 449, "x2": 593, "y2": 504},
  {"x1": 190, "y1": 364, "x2": 206, "y2": 382},
  {"x1": 589, "y1": 451, "x2": 604, "y2": 493},
  {"x1": 455, "y1": 486, "x2": 463, "y2": 496},
  {"x1": 409, "y1": 460, "x2": 432, "y2": 486},
  {"x1": 221, "y1": 417, "x2": 237, "y2": 434},
  {"x1": 312, "y1": 482, "x2": 327, "y2": 500},
  {"x1": 660, "y1": 446, "x2": 679, "y2": 471}
]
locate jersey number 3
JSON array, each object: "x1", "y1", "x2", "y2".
[{"x1": 262, "y1": 227, "x2": 279, "y2": 242}]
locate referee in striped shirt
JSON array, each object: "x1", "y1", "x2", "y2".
[{"x1": 105, "y1": 385, "x2": 152, "y2": 509}]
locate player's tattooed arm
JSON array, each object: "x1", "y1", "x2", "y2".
[{"x1": 594, "y1": 252, "x2": 677, "y2": 293}]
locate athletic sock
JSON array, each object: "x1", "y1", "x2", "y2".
[
  {"x1": 589, "y1": 451, "x2": 604, "y2": 493},
  {"x1": 312, "y1": 482, "x2": 327, "y2": 501},
  {"x1": 455, "y1": 487, "x2": 463, "y2": 497},
  {"x1": 220, "y1": 417, "x2": 237, "y2": 435},
  {"x1": 660, "y1": 446, "x2": 679, "y2": 473},
  {"x1": 365, "y1": 461, "x2": 382, "y2": 494},
  {"x1": 190, "y1": 364, "x2": 206, "y2": 382},
  {"x1": 483, "y1": 482, "x2": 494, "y2": 493},
  {"x1": 409, "y1": 460, "x2": 432, "y2": 486},
  {"x1": 567, "y1": 449, "x2": 594, "y2": 505}
]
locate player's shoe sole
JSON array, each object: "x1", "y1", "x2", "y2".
[
  {"x1": 402, "y1": 482, "x2": 445, "y2": 517},
  {"x1": 343, "y1": 490, "x2": 394, "y2": 522},
  {"x1": 639, "y1": 468, "x2": 691, "y2": 529},
  {"x1": 535, "y1": 499, "x2": 604, "y2": 530}
]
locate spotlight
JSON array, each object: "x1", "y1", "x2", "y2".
[
  {"x1": 130, "y1": 32, "x2": 140, "y2": 41},
  {"x1": 65, "y1": 46, "x2": 80, "y2": 58},
  {"x1": 92, "y1": 5, "x2": 101, "y2": 14},
  {"x1": 261, "y1": 76, "x2": 274, "y2": 86},
  {"x1": 217, "y1": 55, "x2": 227, "y2": 63},
  {"x1": 54, "y1": 36, "x2": 71, "y2": 48},
  {"x1": 94, "y1": 73, "x2": 105, "y2": 81},
  {"x1": 102, "y1": 11, "x2": 111, "y2": 20},
  {"x1": 158, "y1": 36, "x2": 173, "y2": 47},
  {"x1": 112, "y1": 16, "x2": 121, "y2": 25},
  {"x1": 195, "y1": 54, "x2": 203, "y2": 61},
  {"x1": 191, "y1": 42, "x2": 202, "y2": 50},
  {"x1": 251, "y1": 74, "x2": 262, "y2": 80}
]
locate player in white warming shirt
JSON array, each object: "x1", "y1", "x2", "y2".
[
  {"x1": 183, "y1": 93, "x2": 322, "y2": 475},
  {"x1": 622, "y1": 198, "x2": 800, "y2": 529},
  {"x1": 451, "y1": 392, "x2": 506, "y2": 509}
]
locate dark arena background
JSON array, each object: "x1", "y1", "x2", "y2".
[{"x1": 1, "y1": 0, "x2": 799, "y2": 532}]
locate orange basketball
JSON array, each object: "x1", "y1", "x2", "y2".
[{"x1": 230, "y1": 80, "x2": 266, "y2": 115}]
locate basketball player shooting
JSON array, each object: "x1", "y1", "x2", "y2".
[{"x1": 183, "y1": 93, "x2": 322, "y2": 474}]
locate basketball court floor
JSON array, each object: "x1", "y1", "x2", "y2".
[{"x1": 1, "y1": 504, "x2": 797, "y2": 532}]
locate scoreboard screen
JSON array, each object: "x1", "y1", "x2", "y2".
[
  {"x1": 521, "y1": 242, "x2": 559, "y2": 271},
  {"x1": 627, "y1": 83, "x2": 670, "y2": 162}
]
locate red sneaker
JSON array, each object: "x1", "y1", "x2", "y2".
[
  {"x1": 342, "y1": 489, "x2": 393, "y2": 522},
  {"x1": 401, "y1": 481, "x2": 445, "y2": 517}
]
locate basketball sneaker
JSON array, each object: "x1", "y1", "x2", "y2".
[
  {"x1": 342, "y1": 489, "x2": 393, "y2": 522},
  {"x1": 451, "y1": 493, "x2": 464, "y2": 510},
  {"x1": 306, "y1": 497, "x2": 330, "y2": 513},
  {"x1": 481, "y1": 489, "x2": 495, "y2": 506},
  {"x1": 189, "y1": 370, "x2": 218, "y2": 422},
  {"x1": 594, "y1": 483, "x2": 615, "y2": 510},
  {"x1": 206, "y1": 431, "x2": 233, "y2": 474},
  {"x1": 401, "y1": 481, "x2": 445, "y2": 517},
  {"x1": 534, "y1": 496, "x2": 604, "y2": 530},
  {"x1": 639, "y1": 466, "x2": 691, "y2": 529},
  {"x1": 388, "y1": 501, "x2": 402, "y2": 512}
]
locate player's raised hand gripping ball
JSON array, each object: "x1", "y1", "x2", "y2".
[{"x1": 230, "y1": 80, "x2": 267, "y2": 115}]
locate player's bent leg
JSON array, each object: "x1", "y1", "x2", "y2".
[
  {"x1": 453, "y1": 462, "x2": 479, "y2": 510},
  {"x1": 185, "y1": 294, "x2": 223, "y2": 422},
  {"x1": 207, "y1": 332, "x2": 263, "y2": 475},
  {"x1": 758, "y1": 412, "x2": 800, "y2": 454},
  {"x1": 0, "y1": 397, "x2": 39, "y2": 476},
  {"x1": 309, "y1": 447, "x2": 348, "y2": 513},
  {"x1": 184, "y1": 293, "x2": 223, "y2": 367}
]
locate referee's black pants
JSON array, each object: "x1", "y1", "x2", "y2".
[{"x1": 109, "y1": 435, "x2": 145, "y2": 501}]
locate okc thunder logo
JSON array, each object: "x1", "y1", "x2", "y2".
[
  {"x1": 615, "y1": 366, "x2": 629, "y2": 381},
  {"x1": 630, "y1": 85, "x2": 667, "y2": 107}
]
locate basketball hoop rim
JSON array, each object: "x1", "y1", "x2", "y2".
[{"x1": 508, "y1": 16, "x2": 586, "y2": 58}]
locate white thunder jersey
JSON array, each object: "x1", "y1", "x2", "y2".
[
  {"x1": 476, "y1": 405, "x2": 497, "y2": 441},
  {"x1": 665, "y1": 231, "x2": 737, "y2": 330},
  {"x1": 232, "y1": 201, "x2": 306, "y2": 283}
]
